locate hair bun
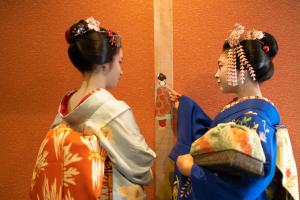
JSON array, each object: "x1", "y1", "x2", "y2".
[{"x1": 260, "y1": 32, "x2": 278, "y2": 58}]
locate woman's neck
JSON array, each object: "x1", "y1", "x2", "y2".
[
  {"x1": 77, "y1": 72, "x2": 107, "y2": 95},
  {"x1": 236, "y1": 81, "x2": 262, "y2": 98}
]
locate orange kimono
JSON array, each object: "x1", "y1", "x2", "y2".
[{"x1": 30, "y1": 89, "x2": 155, "y2": 199}]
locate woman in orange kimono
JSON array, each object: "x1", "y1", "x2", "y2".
[{"x1": 30, "y1": 17, "x2": 156, "y2": 200}]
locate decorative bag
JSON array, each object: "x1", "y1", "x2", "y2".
[{"x1": 190, "y1": 122, "x2": 266, "y2": 177}]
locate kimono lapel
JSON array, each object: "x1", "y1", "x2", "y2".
[
  {"x1": 213, "y1": 98, "x2": 280, "y2": 126},
  {"x1": 58, "y1": 89, "x2": 115, "y2": 126}
]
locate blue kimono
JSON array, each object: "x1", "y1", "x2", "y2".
[{"x1": 169, "y1": 96, "x2": 280, "y2": 200}]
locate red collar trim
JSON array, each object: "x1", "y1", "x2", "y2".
[{"x1": 60, "y1": 89, "x2": 101, "y2": 116}]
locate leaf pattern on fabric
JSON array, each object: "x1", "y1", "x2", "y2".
[
  {"x1": 31, "y1": 124, "x2": 109, "y2": 199},
  {"x1": 179, "y1": 178, "x2": 191, "y2": 199},
  {"x1": 53, "y1": 125, "x2": 71, "y2": 160},
  {"x1": 172, "y1": 174, "x2": 192, "y2": 200},
  {"x1": 50, "y1": 125, "x2": 83, "y2": 187},
  {"x1": 62, "y1": 142, "x2": 82, "y2": 186},
  {"x1": 80, "y1": 135, "x2": 107, "y2": 190},
  {"x1": 234, "y1": 116, "x2": 259, "y2": 131},
  {"x1": 37, "y1": 175, "x2": 75, "y2": 200},
  {"x1": 31, "y1": 138, "x2": 49, "y2": 190},
  {"x1": 39, "y1": 175, "x2": 62, "y2": 200},
  {"x1": 64, "y1": 190, "x2": 75, "y2": 200},
  {"x1": 172, "y1": 175, "x2": 179, "y2": 200}
]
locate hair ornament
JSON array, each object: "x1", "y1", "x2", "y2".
[
  {"x1": 66, "y1": 17, "x2": 121, "y2": 48},
  {"x1": 85, "y1": 17, "x2": 100, "y2": 31},
  {"x1": 106, "y1": 28, "x2": 122, "y2": 48},
  {"x1": 262, "y1": 45, "x2": 270, "y2": 53},
  {"x1": 226, "y1": 24, "x2": 264, "y2": 85}
]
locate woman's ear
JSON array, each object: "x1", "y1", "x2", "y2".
[{"x1": 94, "y1": 64, "x2": 109, "y2": 74}]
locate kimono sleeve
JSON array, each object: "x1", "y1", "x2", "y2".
[
  {"x1": 190, "y1": 112, "x2": 277, "y2": 200},
  {"x1": 169, "y1": 95, "x2": 212, "y2": 161},
  {"x1": 102, "y1": 106, "x2": 156, "y2": 185}
]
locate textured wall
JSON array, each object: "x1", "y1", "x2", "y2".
[
  {"x1": 173, "y1": 0, "x2": 300, "y2": 191},
  {"x1": 0, "y1": 1, "x2": 155, "y2": 199},
  {"x1": 1, "y1": 0, "x2": 299, "y2": 199}
]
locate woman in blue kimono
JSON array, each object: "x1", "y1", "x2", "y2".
[{"x1": 169, "y1": 24, "x2": 298, "y2": 200}]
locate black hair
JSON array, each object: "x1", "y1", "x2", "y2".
[
  {"x1": 223, "y1": 32, "x2": 278, "y2": 83},
  {"x1": 67, "y1": 20, "x2": 121, "y2": 73}
]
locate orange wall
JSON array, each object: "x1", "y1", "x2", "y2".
[
  {"x1": 173, "y1": 0, "x2": 300, "y2": 191},
  {"x1": 1, "y1": 1, "x2": 300, "y2": 199},
  {"x1": 0, "y1": 1, "x2": 154, "y2": 199}
]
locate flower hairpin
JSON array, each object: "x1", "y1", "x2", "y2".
[
  {"x1": 103, "y1": 28, "x2": 121, "y2": 48},
  {"x1": 85, "y1": 17, "x2": 100, "y2": 31},
  {"x1": 65, "y1": 17, "x2": 100, "y2": 43},
  {"x1": 71, "y1": 17, "x2": 100, "y2": 37},
  {"x1": 72, "y1": 22, "x2": 89, "y2": 37},
  {"x1": 107, "y1": 29, "x2": 115, "y2": 45},
  {"x1": 66, "y1": 17, "x2": 121, "y2": 48}
]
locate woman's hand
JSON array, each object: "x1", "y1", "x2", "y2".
[
  {"x1": 176, "y1": 154, "x2": 194, "y2": 177},
  {"x1": 168, "y1": 89, "x2": 182, "y2": 110}
]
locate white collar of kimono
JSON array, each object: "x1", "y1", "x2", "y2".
[{"x1": 59, "y1": 88, "x2": 115, "y2": 125}]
